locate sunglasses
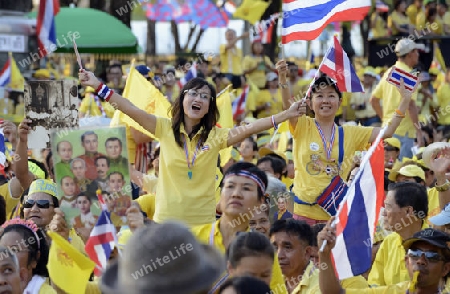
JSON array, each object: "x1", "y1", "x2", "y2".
[
  {"x1": 408, "y1": 249, "x2": 444, "y2": 262},
  {"x1": 23, "y1": 199, "x2": 54, "y2": 209}
]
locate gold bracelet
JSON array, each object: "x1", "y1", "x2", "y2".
[{"x1": 435, "y1": 179, "x2": 450, "y2": 192}]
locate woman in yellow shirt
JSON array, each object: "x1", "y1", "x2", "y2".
[
  {"x1": 370, "y1": 11, "x2": 389, "y2": 37},
  {"x1": 389, "y1": 0, "x2": 413, "y2": 36},
  {"x1": 242, "y1": 40, "x2": 274, "y2": 89},
  {"x1": 79, "y1": 72, "x2": 304, "y2": 227},
  {"x1": 256, "y1": 72, "x2": 283, "y2": 119},
  {"x1": 277, "y1": 59, "x2": 417, "y2": 224}
]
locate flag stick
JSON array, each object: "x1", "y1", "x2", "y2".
[{"x1": 319, "y1": 126, "x2": 387, "y2": 252}]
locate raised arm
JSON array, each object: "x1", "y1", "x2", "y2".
[
  {"x1": 15, "y1": 119, "x2": 36, "y2": 191},
  {"x1": 78, "y1": 69, "x2": 157, "y2": 135},
  {"x1": 427, "y1": 147, "x2": 450, "y2": 210},
  {"x1": 276, "y1": 60, "x2": 299, "y2": 128},
  {"x1": 227, "y1": 100, "x2": 305, "y2": 147}
]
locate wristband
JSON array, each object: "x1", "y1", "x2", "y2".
[
  {"x1": 271, "y1": 115, "x2": 278, "y2": 131},
  {"x1": 436, "y1": 179, "x2": 450, "y2": 192},
  {"x1": 395, "y1": 109, "x2": 405, "y2": 118},
  {"x1": 95, "y1": 83, "x2": 103, "y2": 93},
  {"x1": 96, "y1": 84, "x2": 114, "y2": 102}
]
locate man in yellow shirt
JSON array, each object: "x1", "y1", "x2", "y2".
[
  {"x1": 370, "y1": 39, "x2": 423, "y2": 160},
  {"x1": 318, "y1": 226, "x2": 450, "y2": 294},
  {"x1": 437, "y1": 69, "x2": 450, "y2": 127},
  {"x1": 219, "y1": 29, "x2": 247, "y2": 80}
]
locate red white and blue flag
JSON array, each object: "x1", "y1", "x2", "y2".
[
  {"x1": 232, "y1": 85, "x2": 250, "y2": 121},
  {"x1": 281, "y1": 0, "x2": 370, "y2": 43},
  {"x1": 85, "y1": 193, "x2": 117, "y2": 277},
  {"x1": 387, "y1": 67, "x2": 419, "y2": 92},
  {"x1": 254, "y1": 14, "x2": 279, "y2": 44},
  {"x1": 320, "y1": 36, "x2": 364, "y2": 93},
  {"x1": 0, "y1": 121, "x2": 6, "y2": 177},
  {"x1": 217, "y1": 0, "x2": 237, "y2": 21},
  {"x1": 37, "y1": 0, "x2": 60, "y2": 56},
  {"x1": 330, "y1": 130, "x2": 385, "y2": 280},
  {"x1": 376, "y1": 0, "x2": 389, "y2": 12},
  {"x1": 0, "y1": 58, "x2": 11, "y2": 87},
  {"x1": 180, "y1": 63, "x2": 198, "y2": 86}
]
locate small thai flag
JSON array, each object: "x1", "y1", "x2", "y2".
[
  {"x1": 202, "y1": 145, "x2": 210, "y2": 152},
  {"x1": 387, "y1": 67, "x2": 419, "y2": 92},
  {"x1": 0, "y1": 58, "x2": 11, "y2": 87}
]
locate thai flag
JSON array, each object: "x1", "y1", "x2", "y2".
[
  {"x1": 37, "y1": 0, "x2": 60, "y2": 57},
  {"x1": 330, "y1": 130, "x2": 385, "y2": 280},
  {"x1": 0, "y1": 124, "x2": 6, "y2": 177},
  {"x1": 376, "y1": 0, "x2": 389, "y2": 12},
  {"x1": 85, "y1": 194, "x2": 116, "y2": 277},
  {"x1": 387, "y1": 67, "x2": 419, "y2": 92},
  {"x1": 254, "y1": 14, "x2": 279, "y2": 44},
  {"x1": 319, "y1": 36, "x2": 364, "y2": 93},
  {"x1": 0, "y1": 58, "x2": 11, "y2": 87},
  {"x1": 180, "y1": 63, "x2": 197, "y2": 86},
  {"x1": 202, "y1": 145, "x2": 210, "y2": 152},
  {"x1": 282, "y1": 0, "x2": 370, "y2": 43},
  {"x1": 218, "y1": 0, "x2": 237, "y2": 20},
  {"x1": 232, "y1": 85, "x2": 249, "y2": 121}
]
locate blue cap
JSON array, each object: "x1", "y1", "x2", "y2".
[
  {"x1": 429, "y1": 203, "x2": 450, "y2": 226},
  {"x1": 135, "y1": 65, "x2": 151, "y2": 78}
]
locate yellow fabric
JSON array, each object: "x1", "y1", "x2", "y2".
[
  {"x1": 345, "y1": 281, "x2": 412, "y2": 294},
  {"x1": 142, "y1": 174, "x2": 158, "y2": 194},
  {"x1": 291, "y1": 116, "x2": 373, "y2": 220},
  {"x1": 219, "y1": 44, "x2": 243, "y2": 75},
  {"x1": 39, "y1": 283, "x2": 56, "y2": 294},
  {"x1": 29, "y1": 179, "x2": 57, "y2": 198},
  {"x1": 0, "y1": 183, "x2": 19, "y2": 220},
  {"x1": 134, "y1": 193, "x2": 156, "y2": 220},
  {"x1": 437, "y1": 83, "x2": 450, "y2": 125},
  {"x1": 191, "y1": 220, "x2": 288, "y2": 294},
  {"x1": 350, "y1": 91, "x2": 377, "y2": 119},
  {"x1": 367, "y1": 225, "x2": 429, "y2": 287},
  {"x1": 444, "y1": 11, "x2": 450, "y2": 31},
  {"x1": 47, "y1": 231, "x2": 95, "y2": 294},
  {"x1": 0, "y1": 98, "x2": 14, "y2": 114},
  {"x1": 256, "y1": 89, "x2": 283, "y2": 119},
  {"x1": 154, "y1": 117, "x2": 230, "y2": 227},
  {"x1": 372, "y1": 61, "x2": 418, "y2": 138},
  {"x1": 416, "y1": 12, "x2": 443, "y2": 34},
  {"x1": 161, "y1": 84, "x2": 181, "y2": 103},
  {"x1": 15, "y1": 103, "x2": 24, "y2": 116},
  {"x1": 242, "y1": 55, "x2": 273, "y2": 88},
  {"x1": 336, "y1": 92, "x2": 349, "y2": 117},
  {"x1": 427, "y1": 187, "x2": 441, "y2": 225},
  {"x1": 85, "y1": 280, "x2": 101, "y2": 294},
  {"x1": 216, "y1": 86, "x2": 235, "y2": 129},
  {"x1": 233, "y1": 0, "x2": 269, "y2": 24},
  {"x1": 388, "y1": 11, "x2": 410, "y2": 36},
  {"x1": 69, "y1": 229, "x2": 87, "y2": 255},
  {"x1": 8, "y1": 53, "x2": 25, "y2": 92},
  {"x1": 371, "y1": 14, "x2": 388, "y2": 37},
  {"x1": 79, "y1": 94, "x2": 116, "y2": 118},
  {"x1": 117, "y1": 228, "x2": 133, "y2": 250},
  {"x1": 282, "y1": 176, "x2": 293, "y2": 190},
  {"x1": 292, "y1": 79, "x2": 312, "y2": 99},
  {"x1": 417, "y1": 85, "x2": 438, "y2": 123},
  {"x1": 406, "y1": 4, "x2": 419, "y2": 25}
]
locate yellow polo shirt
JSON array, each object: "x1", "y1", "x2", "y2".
[
  {"x1": 191, "y1": 220, "x2": 288, "y2": 294},
  {"x1": 444, "y1": 11, "x2": 450, "y2": 31},
  {"x1": 154, "y1": 117, "x2": 230, "y2": 226},
  {"x1": 291, "y1": 116, "x2": 373, "y2": 220},
  {"x1": 437, "y1": 83, "x2": 450, "y2": 125},
  {"x1": 219, "y1": 45, "x2": 243, "y2": 75},
  {"x1": 388, "y1": 11, "x2": 410, "y2": 36},
  {"x1": 242, "y1": 55, "x2": 273, "y2": 89},
  {"x1": 0, "y1": 182, "x2": 20, "y2": 220},
  {"x1": 39, "y1": 283, "x2": 56, "y2": 294},
  {"x1": 427, "y1": 187, "x2": 440, "y2": 225},
  {"x1": 372, "y1": 61, "x2": 418, "y2": 138},
  {"x1": 257, "y1": 90, "x2": 283, "y2": 118}
]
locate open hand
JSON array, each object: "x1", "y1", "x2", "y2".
[{"x1": 428, "y1": 146, "x2": 450, "y2": 176}]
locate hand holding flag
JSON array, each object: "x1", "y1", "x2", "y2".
[{"x1": 387, "y1": 66, "x2": 419, "y2": 93}]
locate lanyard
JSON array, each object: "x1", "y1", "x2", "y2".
[
  {"x1": 315, "y1": 120, "x2": 336, "y2": 160},
  {"x1": 183, "y1": 134, "x2": 202, "y2": 179}
]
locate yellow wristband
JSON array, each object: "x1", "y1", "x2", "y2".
[{"x1": 395, "y1": 109, "x2": 405, "y2": 118}]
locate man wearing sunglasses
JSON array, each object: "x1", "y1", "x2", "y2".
[{"x1": 318, "y1": 226, "x2": 450, "y2": 293}]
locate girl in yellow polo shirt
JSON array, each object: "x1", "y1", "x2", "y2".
[
  {"x1": 79, "y1": 71, "x2": 304, "y2": 227},
  {"x1": 191, "y1": 162, "x2": 288, "y2": 293},
  {"x1": 277, "y1": 60, "x2": 417, "y2": 224}
]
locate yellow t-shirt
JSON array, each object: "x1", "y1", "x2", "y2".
[
  {"x1": 416, "y1": 12, "x2": 443, "y2": 34},
  {"x1": 371, "y1": 14, "x2": 388, "y2": 38},
  {"x1": 345, "y1": 281, "x2": 413, "y2": 293},
  {"x1": 79, "y1": 94, "x2": 115, "y2": 118},
  {"x1": 39, "y1": 283, "x2": 56, "y2": 294},
  {"x1": 291, "y1": 116, "x2": 373, "y2": 220},
  {"x1": 134, "y1": 193, "x2": 156, "y2": 220},
  {"x1": 406, "y1": 4, "x2": 419, "y2": 26},
  {"x1": 372, "y1": 61, "x2": 418, "y2": 138},
  {"x1": 427, "y1": 187, "x2": 441, "y2": 225},
  {"x1": 161, "y1": 84, "x2": 181, "y2": 103},
  {"x1": 219, "y1": 44, "x2": 243, "y2": 75},
  {"x1": 388, "y1": 11, "x2": 410, "y2": 36},
  {"x1": 257, "y1": 89, "x2": 283, "y2": 119},
  {"x1": 417, "y1": 86, "x2": 438, "y2": 123},
  {"x1": 242, "y1": 55, "x2": 273, "y2": 89},
  {"x1": 350, "y1": 90, "x2": 377, "y2": 119},
  {"x1": 437, "y1": 83, "x2": 450, "y2": 125},
  {"x1": 154, "y1": 117, "x2": 230, "y2": 227},
  {"x1": 336, "y1": 92, "x2": 350, "y2": 117},
  {"x1": 0, "y1": 182, "x2": 20, "y2": 220},
  {"x1": 142, "y1": 174, "x2": 158, "y2": 194},
  {"x1": 191, "y1": 220, "x2": 288, "y2": 294}
]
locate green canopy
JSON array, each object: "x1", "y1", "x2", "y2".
[{"x1": 28, "y1": 7, "x2": 140, "y2": 54}]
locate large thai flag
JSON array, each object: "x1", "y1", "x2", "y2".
[
  {"x1": 0, "y1": 58, "x2": 11, "y2": 87},
  {"x1": 37, "y1": 0, "x2": 60, "y2": 57},
  {"x1": 330, "y1": 129, "x2": 385, "y2": 280},
  {"x1": 282, "y1": 0, "x2": 370, "y2": 43},
  {"x1": 85, "y1": 194, "x2": 116, "y2": 277},
  {"x1": 319, "y1": 36, "x2": 364, "y2": 93}
]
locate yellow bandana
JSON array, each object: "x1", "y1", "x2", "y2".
[{"x1": 29, "y1": 179, "x2": 58, "y2": 198}]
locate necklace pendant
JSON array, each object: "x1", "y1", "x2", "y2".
[{"x1": 188, "y1": 170, "x2": 193, "y2": 180}]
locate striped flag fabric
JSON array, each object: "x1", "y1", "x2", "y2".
[
  {"x1": 387, "y1": 66, "x2": 419, "y2": 92},
  {"x1": 330, "y1": 129, "x2": 385, "y2": 280},
  {"x1": 254, "y1": 14, "x2": 279, "y2": 44},
  {"x1": 319, "y1": 36, "x2": 364, "y2": 93},
  {"x1": 376, "y1": 0, "x2": 389, "y2": 12},
  {"x1": 145, "y1": 0, "x2": 184, "y2": 21},
  {"x1": 217, "y1": 0, "x2": 237, "y2": 20},
  {"x1": 175, "y1": 0, "x2": 228, "y2": 28},
  {"x1": 0, "y1": 122, "x2": 6, "y2": 177},
  {"x1": 232, "y1": 85, "x2": 250, "y2": 121},
  {"x1": 0, "y1": 57, "x2": 11, "y2": 87},
  {"x1": 85, "y1": 192, "x2": 117, "y2": 277},
  {"x1": 37, "y1": 0, "x2": 60, "y2": 56},
  {"x1": 180, "y1": 63, "x2": 198, "y2": 86},
  {"x1": 281, "y1": 0, "x2": 370, "y2": 43}
]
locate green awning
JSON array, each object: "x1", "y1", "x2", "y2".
[{"x1": 28, "y1": 7, "x2": 140, "y2": 54}]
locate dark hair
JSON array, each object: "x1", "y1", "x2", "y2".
[
  {"x1": 108, "y1": 171, "x2": 124, "y2": 181},
  {"x1": 309, "y1": 75, "x2": 342, "y2": 99},
  {"x1": 388, "y1": 182, "x2": 428, "y2": 219},
  {"x1": 28, "y1": 159, "x2": 49, "y2": 180},
  {"x1": 222, "y1": 162, "x2": 268, "y2": 200},
  {"x1": 256, "y1": 157, "x2": 284, "y2": 179},
  {"x1": 81, "y1": 131, "x2": 98, "y2": 143},
  {"x1": 76, "y1": 193, "x2": 91, "y2": 203},
  {"x1": 95, "y1": 155, "x2": 110, "y2": 167},
  {"x1": 218, "y1": 276, "x2": 271, "y2": 294},
  {"x1": 270, "y1": 219, "x2": 314, "y2": 246},
  {"x1": 311, "y1": 223, "x2": 326, "y2": 247},
  {"x1": 0, "y1": 225, "x2": 49, "y2": 277},
  {"x1": 394, "y1": 0, "x2": 406, "y2": 11},
  {"x1": 0, "y1": 197, "x2": 6, "y2": 226},
  {"x1": 243, "y1": 137, "x2": 258, "y2": 152},
  {"x1": 108, "y1": 64, "x2": 122, "y2": 74},
  {"x1": 56, "y1": 141, "x2": 72, "y2": 152},
  {"x1": 105, "y1": 137, "x2": 122, "y2": 148},
  {"x1": 45, "y1": 151, "x2": 53, "y2": 179},
  {"x1": 227, "y1": 231, "x2": 274, "y2": 268},
  {"x1": 170, "y1": 78, "x2": 219, "y2": 148}
]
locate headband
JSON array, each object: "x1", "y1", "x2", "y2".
[
  {"x1": 224, "y1": 170, "x2": 266, "y2": 194},
  {"x1": 1, "y1": 218, "x2": 41, "y2": 250},
  {"x1": 28, "y1": 161, "x2": 46, "y2": 180},
  {"x1": 29, "y1": 179, "x2": 58, "y2": 198}
]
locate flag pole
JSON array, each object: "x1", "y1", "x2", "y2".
[{"x1": 319, "y1": 126, "x2": 387, "y2": 252}]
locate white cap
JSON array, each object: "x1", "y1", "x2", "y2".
[
  {"x1": 395, "y1": 39, "x2": 426, "y2": 56},
  {"x1": 266, "y1": 72, "x2": 278, "y2": 81}
]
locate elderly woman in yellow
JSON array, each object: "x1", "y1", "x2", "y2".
[
  {"x1": 79, "y1": 71, "x2": 304, "y2": 227},
  {"x1": 78, "y1": 87, "x2": 115, "y2": 118},
  {"x1": 191, "y1": 162, "x2": 288, "y2": 294},
  {"x1": 277, "y1": 59, "x2": 418, "y2": 225}
]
